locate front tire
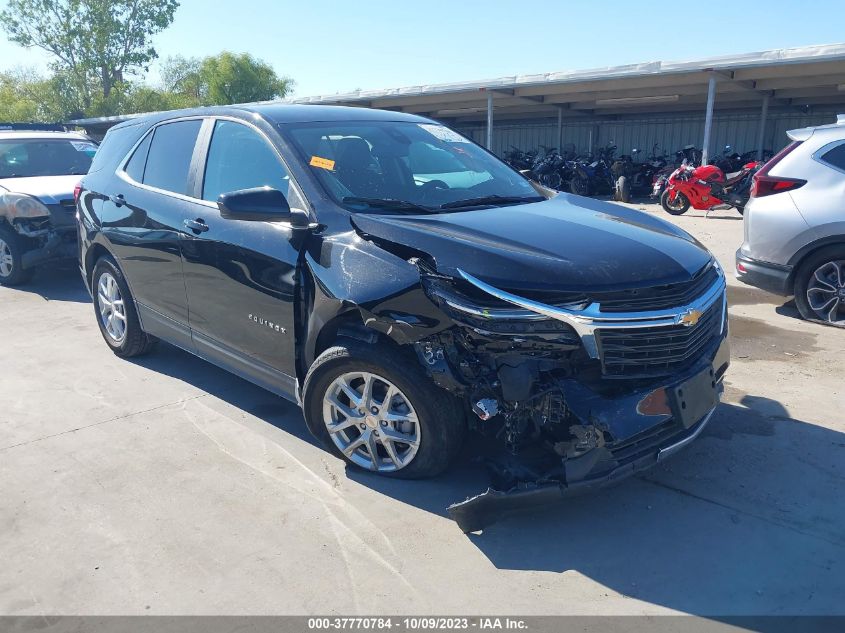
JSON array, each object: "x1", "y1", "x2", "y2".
[
  {"x1": 0, "y1": 225, "x2": 35, "y2": 287},
  {"x1": 92, "y1": 256, "x2": 156, "y2": 357},
  {"x1": 661, "y1": 189, "x2": 690, "y2": 215},
  {"x1": 793, "y1": 246, "x2": 845, "y2": 327},
  {"x1": 303, "y1": 340, "x2": 465, "y2": 479}
]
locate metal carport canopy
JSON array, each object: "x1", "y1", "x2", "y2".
[{"x1": 287, "y1": 43, "x2": 845, "y2": 163}]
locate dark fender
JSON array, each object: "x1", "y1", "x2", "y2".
[{"x1": 300, "y1": 230, "x2": 453, "y2": 376}]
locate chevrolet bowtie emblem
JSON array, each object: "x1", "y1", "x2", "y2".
[{"x1": 679, "y1": 308, "x2": 703, "y2": 327}]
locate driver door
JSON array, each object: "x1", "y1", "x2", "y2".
[{"x1": 179, "y1": 118, "x2": 309, "y2": 397}]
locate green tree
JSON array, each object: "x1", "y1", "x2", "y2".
[
  {"x1": 0, "y1": 68, "x2": 77, "y2": 121},
  {"x1": 159, "y1": 54, "x2": 202, "y2": 104},
  {"x1": 1, "y1": 0, "x2": 180, "y2": 111},
  {"x1": 198, "y1": 51, "x2": 293, "y2": 105}
]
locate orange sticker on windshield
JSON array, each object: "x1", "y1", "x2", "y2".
[{"x1": 310, "y1": 156, "x2": 335, "y2": 170}]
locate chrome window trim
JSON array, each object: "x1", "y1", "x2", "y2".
[
  {"x1": 115, "y1": 115, "x2": 312, "y2": 216},
  {"x1": 456, "y1": 265, "x2": 726, "y2": 359}
]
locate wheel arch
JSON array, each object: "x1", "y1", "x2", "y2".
[
  {"x1": 84, "y1": 242, "x2": 115, "y2": 291},
  {"x1": 786, "y1": 233, "x2": 845, "y2": 288}
]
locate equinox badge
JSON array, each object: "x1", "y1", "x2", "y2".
[{"x1": 248, "y1": 314, "x2": 286, "y2": 334}]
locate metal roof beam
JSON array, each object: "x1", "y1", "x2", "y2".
[
  {"x1": 489, "y1": 88, "x2": 546, "y2": 104},
  {"x1": 711, "y1": 69, "x2": 797, "y2": 110}
]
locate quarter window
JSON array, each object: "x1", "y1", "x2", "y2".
[
  {"x1": 202, "y1": 120, "x2": 299, "y2": 205},
  {"x1": 124, "y1": 132, "x2": 152, "y2": 182},
  {"x1": 820, "y1": 142, "x2": 845, "y2": 171},
  {"x1": 142, "y1": 120, "x2": 202, "y2": 195}
]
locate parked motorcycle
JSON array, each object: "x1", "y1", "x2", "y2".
[
  {"x1": 612, "y1": 146, "x2": 667, "y2": 202},
  {"x1": 571, "y1": 143, "x2": 616, "y2": 196},
  {"x1": 530, "y1": 147, "x2": 571, "y2": 191},
  {"x1": 503, "y1": 146, "x2": 537, "y2": 171},
  {"x1": 660, "y1": 159, "x2": 761, "y2": 216}
]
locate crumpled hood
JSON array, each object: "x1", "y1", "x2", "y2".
[
  {"x1": 351, "y1": 193, "x2": 713, "y2": 292},
  {"x1": 0, "y1": 175, "x2": 80, "y2": 204}
]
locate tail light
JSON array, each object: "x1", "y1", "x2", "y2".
[
  {"x1": 73, "y1": 181, "x2": 82, "y2": 203},
  {"x1": 750, "y1": 141, "x2": 806, "y2": 198}
]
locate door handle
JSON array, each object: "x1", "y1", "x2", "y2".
[
  {"x1": 109, "y1": 194, "x2": 125, "y2": 207},
  {"x1": 184, "y1": 218, "x2": 209, "y2": 234}
]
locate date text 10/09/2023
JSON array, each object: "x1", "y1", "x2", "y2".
[{"x1": 307, "y1": 618, "x2": 529, "y2": 630}]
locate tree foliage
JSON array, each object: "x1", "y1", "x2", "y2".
[
  {"x1": 198, "y1": 52, "x2": 293, "y2": 105},
  {"x1": 1, "y1": 0, "x2": 179, "y2": 108}
]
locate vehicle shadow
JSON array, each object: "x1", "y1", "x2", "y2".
[
  {"x1": 126, "y1": 342, "x2": 845, "y2": 614},
  {"x1": 348, "y1": 396, "x2": 845, "y2": 614},
  {"x1": 126, "y1": 343, "x2": 316, "y2": 446},
  {"x1": 13, "y1": 262, "x2": 91, "y2": 303}
]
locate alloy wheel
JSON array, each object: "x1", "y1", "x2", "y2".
[
  {"x1": 97, "y1": 272, "x2": 128, "y2": 343},
  {"x1": 665, "y1": 193, "x2": 686, "y2": 212},
  {"x1": 0, "y1": 237, "x2": 13, "y2": 278},
  {"x1": 322, "y1": 371, "x2": 421, "y2": 472},
  {"x1": 806, "y1": 260, "x2": 845, "y2": 324}
]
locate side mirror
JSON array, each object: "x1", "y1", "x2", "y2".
[{"x1": 217, "y1": 186, "x2": 310, "y2": 228}]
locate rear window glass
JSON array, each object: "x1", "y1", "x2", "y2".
[
  {"x1": 143, "y1": 120, "x2": 202, "y2": 195},
  {"x1": 88, "y1": 124, "x2": 143, "y2": 173},
  {"x1": 820, "y1": 142, "x2": 845, "y2": 171}
]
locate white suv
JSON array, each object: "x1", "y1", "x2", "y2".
[
  {"x1": 0, "y1": 128, "x2": 97, "y2": 285},
  {"x1": 736, "y1": 114, "x2": 845, "y2": 326}
]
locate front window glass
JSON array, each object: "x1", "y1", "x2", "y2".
[
  {"x1": 284, "y1": 121, "x2": 540, "y2": 212},
  {"x1": 0, "y1": 139, "x2": 96, "y2": 178},
  {"x1": 202, "y1": 120, "x2": 295, "y2": 203}
]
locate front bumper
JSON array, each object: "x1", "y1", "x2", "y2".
[
  {"x1": 735, "y1": 249, "x2": 792, "y2": 296},
  {"x1": 449, "y1": 408, "x2": 716, "y2": 532},
  {"x1": 447, "y1": 335, "x2": 730, "y2": 533}
]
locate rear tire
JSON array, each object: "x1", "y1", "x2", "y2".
[
  {"x1": 0, "y1": 225, "x2": 35, "y2": 287},
  {"x1": 302, "y1": 340, "x2": 466, "y2": 479},
  {"x1": 793, "y1": 246, "x2": 845, "y2": 327},
  {"x1": 661, "y1": 190, "x2": 690, "y2": 215},
  {"x1": 616, "y1": 176, "x2": 631, "y2": 203},
  {"x1": 92, "y1": 256, "x2": 157, "y2": 357}
]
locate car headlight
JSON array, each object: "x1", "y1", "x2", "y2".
[{"x1": 0, "y1": 192, "x2": 51, "y2": 219}]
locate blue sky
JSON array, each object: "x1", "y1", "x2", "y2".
[{"x1": 0, "y1": 0, "x2": 842, "y2": 97}]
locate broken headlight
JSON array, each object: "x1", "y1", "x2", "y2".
[
  {"x1": 422, "y1": 276, "x2": 582, "y2": 343},
  {"x1": 0, "y1": 192, "x2": 50, "y2": 219}
]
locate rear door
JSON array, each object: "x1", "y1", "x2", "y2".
[
  {"x1": 100, "y1": 118, "x2": 203, "y2": 348},
  {"x1": 179, "y1": 117, "x2": 309, "y2": 396}
]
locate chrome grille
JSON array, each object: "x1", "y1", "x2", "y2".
[{"x1": 596, "y1": 297, "x2": 723, "y2": 378}]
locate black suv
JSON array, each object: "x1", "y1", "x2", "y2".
[{"x1": 77, "y1": 105, "x2": 729, "y2": 531}]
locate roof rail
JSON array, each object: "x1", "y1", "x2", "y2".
[{"x1": 0, "y1": 122, "x2": 68, "y2": 132}]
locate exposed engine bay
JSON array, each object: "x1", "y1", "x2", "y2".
[{"x1": 406, "y1": 259, "x2": 730, "y2": 532}]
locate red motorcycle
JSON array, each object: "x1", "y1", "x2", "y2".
[{"x1": 660, "y1": 160, "x2": 761, "y2": 216}]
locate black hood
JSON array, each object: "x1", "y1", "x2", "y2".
[{"x1": 351, "y1": 193, "x2": 713, "y2": 292}]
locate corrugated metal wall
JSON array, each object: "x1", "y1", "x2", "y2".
[{"x1": 454, "y1": 109, "x2": 842, "y2": 159}]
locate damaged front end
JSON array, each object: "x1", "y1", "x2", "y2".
[
  {"x1": 412, "y1": 260, "x2": 730, "y2": 532},
  {"x1": 0, "y1": 191, "x2": 77, "y2": 269}
]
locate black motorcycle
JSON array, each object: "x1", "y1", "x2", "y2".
[{"x1": 503, "y1": 146, "x2": 537, "y2": 171}]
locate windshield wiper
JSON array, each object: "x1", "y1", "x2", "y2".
[
  {"x1": 439, "y1": 195, "x2": 545, "y2": 210},
  {"x1": 342, "y1": 197, "x2": 434, "y2": 214}
]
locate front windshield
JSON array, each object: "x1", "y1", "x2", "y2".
[
  {"x1": 0, "y1": 139, "x2": 97, "y2": 178},
  {"x1": 283, "y1": 121, "x2": 541, "y2": 212}
]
